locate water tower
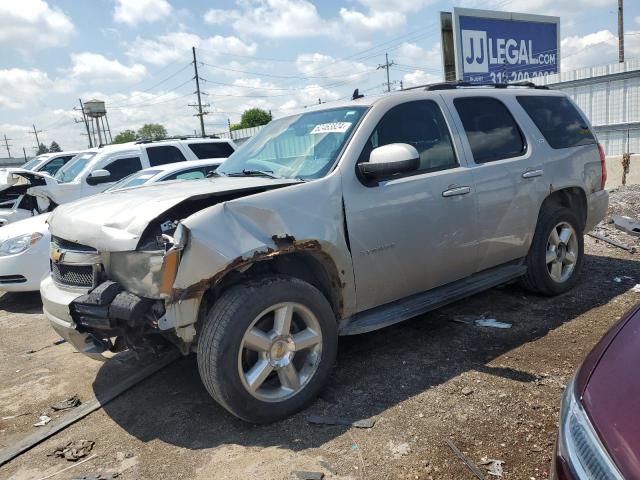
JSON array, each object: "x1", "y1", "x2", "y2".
[{"x1": 83, "y1": 99, "x2": 113, "y2": 146}]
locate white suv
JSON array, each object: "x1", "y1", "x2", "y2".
[{"x1": 0, "y1": 137, "x2": 236, "y2": 225}]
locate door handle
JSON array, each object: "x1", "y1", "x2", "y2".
[
  {"x1": 442, "y1": 185, "x2": 471, "y2": 197},
  {"x1": 522, "y1": 169, "x2": 544, "y2": 179}
]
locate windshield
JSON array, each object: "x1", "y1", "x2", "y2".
[
  {"x1": 218, "y1": 106, "x2": 367, "y2": 180},
  {"x1": 21, "y1": 156, "x2": 46, "y2": 171},
  {"x1": 54, "y1": 152, "x2": 97, "y2": 183},
  {"x1": 106, "y1": 169, "x2": 162, "y2": 191}
]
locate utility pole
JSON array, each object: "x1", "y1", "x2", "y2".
[
  {"x1": 2, "y1": 134, "x2": 12, "y2": 158},
  {"x1": 377, "y1": 53, "x2": 396, "y2": 93},
  {"x1": 191, "y1": 46, "x2": 206, "y2": 137},
  {"x1": 23, "y1": 147, "x2": 27, "y2": 161},
  {"x1": 78, "y1": 99, "x2": 93, "y2": 148},
  {"x1": 28, "y1": 124, "x2": 42, "y2": 152},
  {"x1": 618, "y1": 0, "x2": 625, "y2": 63}
]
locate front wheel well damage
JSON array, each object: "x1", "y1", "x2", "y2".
[{"x1": 198, "y1": 250, "x2": 344, "y2": 329}]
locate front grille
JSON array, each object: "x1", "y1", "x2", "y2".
[
  {"x1": 0, "y1": 275, "x2": 26, "y2": 284},
  {"x1": 52, "y1": 236, "x2": 97, "y2": 253},
  {"x1": 51, "y1": 262, "x2": 95, "y2": 288}
]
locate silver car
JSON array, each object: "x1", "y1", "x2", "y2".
[{"x1": 40, "y1": 83, "x2": 608, "y2": 422}]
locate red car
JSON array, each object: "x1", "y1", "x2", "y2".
[{"x1": 553, "y1": 302, "x2": 640, "y2": 479}]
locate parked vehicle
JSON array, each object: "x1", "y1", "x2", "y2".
[
  {"x1": 41, "y1": 84, "x2": 608, "y2": 423},
  {"x1": 552, "y1": 302, "x2": 640, "y2": 480},
  {"x1": 0, "y1": 138, "x2": 235, "y2": 226},
  {"x1": 0, "y1": 159, "x2": 226, "y2": 293},
  {"x1": 0, "y1": 151, "x2": 83, "y2": 225}
]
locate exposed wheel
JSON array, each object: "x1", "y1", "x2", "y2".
[
  {"x1": 197, "y1": 275, "x2": 337, "y2": 423},
  {"x1": 521, "y1": 206, "x2": 584, "y2": 295}
]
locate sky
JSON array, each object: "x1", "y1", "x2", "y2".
[{"x1": 1, "y1": 0, "x2": 639, "y2": 156}]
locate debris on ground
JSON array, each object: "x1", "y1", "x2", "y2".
[
  {"x1": 26, "y1": 338, "x2": 67, "y2": 354},
  {"x1": 633, "y1": 284, "x2": 640, "y2": 293},
  {"x1": 389, "y1": 441, "x2": 411, "y2": 458},
  {"x1": 2, "y1": 412, "x2": 31, "y2": 420},
  {"x1": 613, "y1": 215, "x2": 640, "y2": 237},
  {"x1": 306, "y1": 414, "x2": 375, "y2": 428},
  {"x1": 480, "y1": 458, "x2": 505, "y2": 477},
  {"x1": 33, "y1": 454, "x2": 98, "y2": 480},
  {"x1": 293, "y1": 471, "x2": 324, "y2": 480},
  {"x1": 33, "y1": 415, "x2": 51, "y2": 427},
  {"x1": 461, "y1": 387, "x2": 474, "y2": 396},
  {"x1": 318, "y1": 460, "x2": 337, "y2": 475},
  {"x1": 51, "y1": 395, "x2": 81, "y2": 411},
  {"x1": 71, "y1": 475, "x2": 119, "y2": 480},
  {"x1": 588, "y1": 232, "x2": 637, "y2": 253},
  {"x1": 474, "y1": 319, "x2": 512, "y2": 329},
  {"x1": 591, "y1": 185, "x2": 640, "y2": 252},
  {"x1": 446, "y1": 439, "x2": 487, "y2": 480},
  {"x1": 49, "y1": 440, "x2": 95, "y2": 461},
  {"x1": 451, "y1": 315, "x2": 512, "y2": 329}
]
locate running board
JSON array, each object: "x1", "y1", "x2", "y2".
[{"x1": 339, "y1": 262, "x2": 526, "y2": 336}]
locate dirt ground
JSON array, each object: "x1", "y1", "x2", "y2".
[{"x1": 1, "y1": 191, "x2": 640, "y2": 480}]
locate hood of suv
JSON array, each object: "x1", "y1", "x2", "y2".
[
  {"x1": 48, "y1": 176, "x2": 301, "y2": 251},
  {"x1": 0, "y1": 169, "x2": 54, "y2": 192}
]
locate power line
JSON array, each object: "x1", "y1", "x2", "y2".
[{"x1": 377, "y1": 53, "x2": 397, "y2": 93}]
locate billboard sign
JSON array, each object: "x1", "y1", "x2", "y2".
[{"x1": 448, "y1": 8, "x2": 560, "y2": 84}]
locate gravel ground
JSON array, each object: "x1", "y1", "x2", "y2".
[{"x1": 1, "y1": 191, "x2": 639, "y2": 480}]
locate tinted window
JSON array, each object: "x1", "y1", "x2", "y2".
[
  {"x1": 517, "y1": 95, "x2": 596, "y2": 149},
  {"x1": 40, "y1": 155, "x2": 74, "y2": 175},
  {"x1": 103, "y1": 157, "x2": 142, "y2": 181},
  {"x1": 146, "y1": 145, "x2": 187, "y2": 166},
  {"x1": 188, "y1": 142, "x2": 234, "y2": 159},
  {"x1": 454, "y1": 97, "x2": 525, "y2": 163},
  {"x1": 361, "y1": 100, "x2": 457, "y2": 172},
  {"x1": 163, "y1": 167, "x2": 207, "y2": 181}
]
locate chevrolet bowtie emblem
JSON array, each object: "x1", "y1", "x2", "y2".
[{"x1": 50, "y1": 245, "x2": 64, "y2": 264}]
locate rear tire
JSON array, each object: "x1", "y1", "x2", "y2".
[
  {"x1": 521, "y1": 206, "x2": 584, "y2": 296},
  {"x1": 197, "y1": 275, "x2": 337, "y2": 423}
]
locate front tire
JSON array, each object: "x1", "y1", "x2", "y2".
[
  {"x1": 521, "y1": 206, "x2": 584, "y2": 295},
  {"x1": 197, "y1": 275, "x2": 337, "y2": 423}
]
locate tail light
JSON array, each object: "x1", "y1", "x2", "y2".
[{"x1": 597, "y1": 143, "x2": 607, "y2": 190}]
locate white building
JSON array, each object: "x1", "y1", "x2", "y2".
[{"x1": 534, "y1": 59, "x2": 640, "y2": 155}]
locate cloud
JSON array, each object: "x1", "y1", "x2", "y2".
[
  {"x1": 0, "y1": 0, "x2": 74, "y2": 51},
  {"x1": 401, "y1": 70, "x2": 442, "y2": 88},
  {"x1": 338, "y1": 8, "x2": 405, "y2": 36},
  {"x1": 466, "y1": 0, "x2": 611, "y2": 17},
  {"x1": 295, "y1": 53, "x2": 372, "y2": 81},
  {"x1": 68, "y1": 53, "x2": 147, "y2": 83},
  {"x1": 209, "y1": 0, "x2": 409, "y2": 41},
  {"x1": 0, "y1": 68, "x2": 71, "y2": 109},
  {"x1": 561, "y1": 30, "x2": 640, "y2": 71},
  {"x1": 203, "y1": 8, "x2": 241, "y2": 25},
  {"x1": 113, "y1": 0, "x2": 172, "y2": 26},
  {"x1": 126, "y1": 32, "x2": 257, "y2": 66}
]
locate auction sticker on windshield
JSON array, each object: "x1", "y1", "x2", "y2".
[{"x1": 310, "y1": 122, "x2": 352, "y2": 134}]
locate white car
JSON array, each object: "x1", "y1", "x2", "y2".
[
  {"x1": 0, "y1": 138, "x2": 235, "y2": 226},
  {"x1": 0, "y1": 159, "x2": 226, "y2": 292}
]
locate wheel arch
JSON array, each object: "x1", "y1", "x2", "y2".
[{"x1": 539, "y1": 186, "x2": 587, "y2": 230}]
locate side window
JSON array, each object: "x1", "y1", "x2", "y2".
[
  {"x1": 454, "y1": 97, "x2": 526, "y2": 163},
  {"x1": 40, "y1": 157, "x2": 69, "y2": 175},
  {"x1": 516, "y1": 95, "x2": 596, "y2": 149},
  {"x1": 361, "y1": 100, "x2": 457, "y2": 172},
  {"x1": 162, "y1": 168, "x2": 206, "y2": 181},
  {"x1": 103, "y1": 157, "x2": 142, "y2": 181},
  {"x1": 146, "y1": 145, "x2": 187, "y2": 166},
  {"x1": 188, "y1": 142, "x2": 234, "y2": 159}
]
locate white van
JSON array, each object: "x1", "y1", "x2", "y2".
[{"x1": 0, "y1": 137, "x2": 236, "y2": 225}]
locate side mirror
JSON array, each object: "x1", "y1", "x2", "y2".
[
  {"x1": 86, "y1": 169, "x2": 111, "y2": 185},
  {"x1": 357, "y1": 143, "x2": 420, "y2": 180}
]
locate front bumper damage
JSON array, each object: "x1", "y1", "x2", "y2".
[{"x1": 41, "y1": 275, "x2": 166, "y2": 360}]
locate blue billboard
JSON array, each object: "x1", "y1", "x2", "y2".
[{"x1": 453, "y1": 8, "x2": 560, "y2": 84}]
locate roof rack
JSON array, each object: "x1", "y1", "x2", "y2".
[
  {"x1": 416, "y1": 80, "x2": 548, "y2": 91},
  {"x1": 134, "y1": 135, "x2": 221, "y2": 145},
  {"x1": 402, "y1": 80, "x2": 548, "y2": 91}
]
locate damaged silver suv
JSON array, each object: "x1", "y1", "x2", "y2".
[{"x1": 41, "y1": 84, "x2": 609, "y2": 422}]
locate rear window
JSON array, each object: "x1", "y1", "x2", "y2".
[
  {"x1": 453, "y1": 97, "x2": 525, "y2": 163},
  {"x1": 517, "y1": 95, "x2": 596, "y2": 149},
  {"x1": 188, "y1": 142, "x2": 234, "y2": 159},
  {"x1": 146, "y1": 145, "x2": 187, "y2": 166}
]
